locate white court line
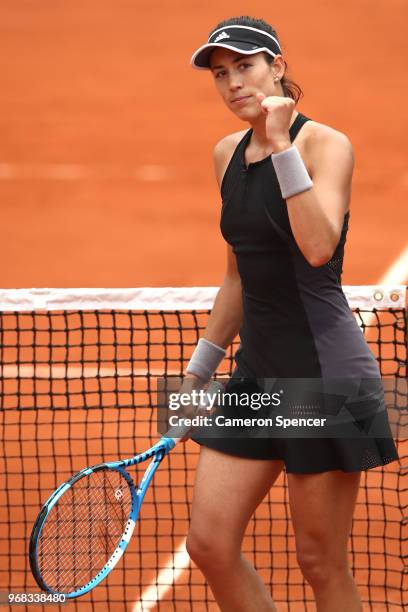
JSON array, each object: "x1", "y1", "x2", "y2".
[
  {"x1": 132, "y1": 543, "x2": 191, "y2": 612},
  {"x1": 0, "y1": 163, "x2": 85, "y2": 180},
  {"x1": 0, "y1": 163, "x2": 173, "y2": 182},
  {"x1": 0, "y1": 365, "x2": 180, "y2": 379},
  {"x1": 379, "y1": 244, "x2": 408, "y2": 285}
]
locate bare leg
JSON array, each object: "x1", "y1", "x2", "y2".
[
  {"x1": 186, "y1": 446, "x2": 284, "y2": 612},
  {"x1": 287, "y1": 470, "x2": 362, "y2": 612}
]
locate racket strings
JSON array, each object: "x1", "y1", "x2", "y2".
[
  {"x1": 40, "y1": 501, "x2": 120, "y2": 577},
  {"x1": 37, "y1": 470, "x2": 132, "y2": 592},
  {"x1": 39, "y1": 475, "x2": 129, "y2": 587},
  {"x1": 41, "y1": 481, "x2": 127, "y2": 578},
  {"x1": 40, "y1": 501, "x2": 117, "y2": 584}
]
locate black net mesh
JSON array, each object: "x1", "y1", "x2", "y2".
[{"x1": 0, "y1": 288, "x2": 406, "y2": 611}]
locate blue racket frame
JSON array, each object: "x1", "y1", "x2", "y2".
[{"x1": 29, "y1": 435, "x2": 177, "y2": 599}]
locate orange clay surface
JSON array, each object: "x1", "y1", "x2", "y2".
[
  {"x1": 0, "y1": 0, "x2": 407, "y2": 288},
  {"x1": 0, "y1": 2, "x2": 406, "y2": 611}
]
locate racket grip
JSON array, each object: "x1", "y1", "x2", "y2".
[
  {"x1": 164, "y1": 379, "x2": 225, "y2": 443},
  {"x1": 164, "y1": 424, "x2": 192, "y2": 444}
]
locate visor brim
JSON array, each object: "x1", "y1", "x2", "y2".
[{"x1": 190, "y1": 42, "x2": 276, "y2": 70}]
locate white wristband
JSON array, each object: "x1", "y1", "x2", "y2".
[
  {"x1": 271, "y1": 144, "x2": 313, "y2": 199},
  {"x1": 186, "y1": 338, "x2": 226, "y2": 382}
]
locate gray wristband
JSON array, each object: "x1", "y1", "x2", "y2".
[
  {"x1": 271, "y1": 145, "x2": 313, "y2": 199},
  {"x1": 186, "y1": 338, "x2": 226, "y2": 381}
]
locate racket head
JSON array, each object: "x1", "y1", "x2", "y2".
[{"x1": 29, "y1": 465, "x2": 138, "y2": 598}]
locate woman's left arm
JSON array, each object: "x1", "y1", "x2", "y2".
[{"x1": 283, "y1": 127, "x2": 354, "y2": 267}]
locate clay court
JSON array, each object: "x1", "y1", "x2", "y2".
[{"x1": 0, "y1": 1, "x2": 407, "y2": 611}]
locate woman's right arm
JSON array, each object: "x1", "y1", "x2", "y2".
[
  {"x1": 183, "y1": 245, "x2": 242, "y2": 391},
  {"x1": 184, "y1": 135, "x2": 244, "y2": 387},
  {"x1": 202, "y1": 244, "x2": 242, "y2": 349},
  {"x1": 197, "y1": 134, "x2": 243, "y2": 349}
]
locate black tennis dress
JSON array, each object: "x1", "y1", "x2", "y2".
[{"x1": 193, "y1": 112, "x2": 399, "y2": 474}]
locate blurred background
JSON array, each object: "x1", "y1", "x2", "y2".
[{"x1": 1, "y1": 0, "x2": 407, "y2": 288}]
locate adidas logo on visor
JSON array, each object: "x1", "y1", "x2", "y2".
[{"x1": 214, "y1": 31, "x2": 230, "y2": 42}]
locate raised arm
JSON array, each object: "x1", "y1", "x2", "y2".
[
  {"x1": 257, "y1": 95, "x2": 354, "y2": 267},
  {"x1": 283, "y1": 126, "x2": 354, "y2": 267}
]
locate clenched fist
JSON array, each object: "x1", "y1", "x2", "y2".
[{"x1": 255, "y1": 93, "x2": 295, "y2": 151}]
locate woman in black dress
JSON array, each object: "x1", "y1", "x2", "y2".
[{"x1": 182, "y1": 15, "x2": 399, "y2": 611}]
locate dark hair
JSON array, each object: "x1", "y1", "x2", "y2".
[{"x1": 209, "y1": 16, "x2": 303, "y2": 104}]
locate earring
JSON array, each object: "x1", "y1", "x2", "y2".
[{"x1": 274, "y1": 77, "x2": 279, "y2": 82}]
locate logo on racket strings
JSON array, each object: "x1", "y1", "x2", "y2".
[{"x1": 114, "y1": 488, "x2": 124, "y2": 501}]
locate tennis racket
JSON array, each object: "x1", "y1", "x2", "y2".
[{"x1": 29, "y1": 380, "x2": 223, "y2": 599}]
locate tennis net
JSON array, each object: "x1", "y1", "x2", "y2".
[{"x1": 0, "y1": 286, "x2": 406, "y2": 611}]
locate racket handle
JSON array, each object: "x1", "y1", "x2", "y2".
[
  {"x1": 164, "y1": 424, "x2": 192, "y2": 445},
  {"x1": 164, "y1": 379, "x2": 225, "y2": 444}
]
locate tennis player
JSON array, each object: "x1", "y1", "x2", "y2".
[{"x1": 182, "y1": 15, "x2": 399, "y2": 612}]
